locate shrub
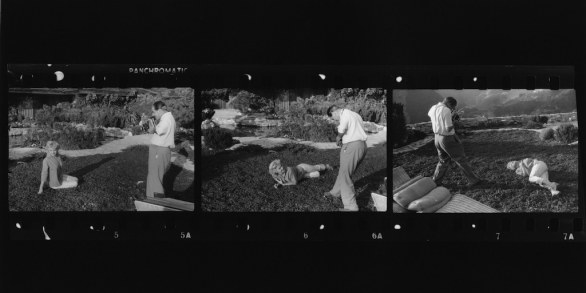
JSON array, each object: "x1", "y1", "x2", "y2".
[
  {"x1": 23, "y1": 126, "x2": 104, "y2": 150},
  {"x1": 228, "y1": 90, "x2": 272, "y2": 113},
  {"x1": 35, "y1": 107, "x2": 56, "y2": 127},
  {"x1": 532, "y1": 115, "x2": 549, "y2": 124},
  {"x1": 407, "y1": 129, "x2": 427, "y2": 142},
  {"x1": 276, "y1": 118, "x2": 337, "y2": 142},
  {"x1": 391, "y1": 102, "x2": 407, "y2": 146},
  {"x1": 165, "y1": 98, "x2": 195, "y2": 129},
  {"x1": 524, "y1": 120, "x2": 543, "y2": 129},
  {"x1": 203, "y1": 128, "x2": 235, "y2": 149},
  {"x1": 327, "y1": 88, "x2": 387, "y2": 124},
  {"x1": 554, "y1": 123, "x2": 579, "y2": 144},
  {"x1": 539, "y1": 128, "x2": 555, "y2": 141},
  {"x1": 84, "y1": 107, "x2": 139, "y2": 129}
]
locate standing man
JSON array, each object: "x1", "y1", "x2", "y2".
[
  {"x1": 324, "y1": 105, "x2": 368, "y2": 211},
  {"x1": 147, "y1": 101, "x2": 176, "y2": 198},
  {"x1": 428, "y1": 97, "x2": 481, "y2": 187}
]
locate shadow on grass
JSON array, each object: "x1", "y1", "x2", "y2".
[
  {"x1": 163, "y1": 164, "x2": 194, "y2": 201},
  {"x1": 201, "y1": 144, "x2": 279, "y2": 182},
  {"x1": 69, "y1": 157, "x2": 115, "y2": 185},
  {"x1": 355, "y1": 168, "x2": 387, "y2": 211}
]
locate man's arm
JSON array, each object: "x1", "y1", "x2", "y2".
[
  {"x1": 336, "y1": 111, "x2": 348, "y2": 146},
  {"x1": 155, "y1": 115, "x2": 170, "y2": 136},
  {"x1": 443, "y1": 107, "x2": 454, "y2": 133}
]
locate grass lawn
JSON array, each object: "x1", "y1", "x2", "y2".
[
  {"x1": 201, "y1": 143, "x2": 387, "y2": 212},
  {"x1": 9, "y1": 145, "x2": 194, "y2": 211},
  {"x1": 393, "y1": 130, "x2": 579, "y2": 212}
]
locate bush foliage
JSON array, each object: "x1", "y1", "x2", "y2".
[
  {"x1": 406, "y1": 129, "x2": 427, "y2": 143},
  {"x1": 11, "y1": 88, "x2": 195, "y2": 131},
  {"x1": 539, "y1": 128, "x2": 555, "y2": 141},
  {"x1": 276, "y1": 118, "x2": 338, "y2": 142},
  {"x1": 202, "y1": 128, "x2": 235, "y2": 150},
  {"x1": 23, "y1": 126, "x2": 105, "y2": 150},
  {"x1": 554, "y1": 123, "x2": 579, "y2": 144},
  {"x1": 532, "y1": 115, "x2": 549, "y2": 124},
  {"x1": 524, "y1": 120, "x2": 544, "y2": 129}
]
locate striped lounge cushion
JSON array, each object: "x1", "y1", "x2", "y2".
[{"x1": 436, "y1": 194, "x2": 500, "y2": 213}]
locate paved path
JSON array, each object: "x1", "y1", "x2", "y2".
[
  {"x1": 225, "y1": 129, "x2": 387, "y2": 151},
  {"x1": 9, "y1": 134, "x2": 194, "y2": 172},
  {"x1": 393, "y1": 136, "x2": 434, "y2": 155}
]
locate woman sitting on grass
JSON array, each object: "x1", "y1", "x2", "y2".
[
  {"x1": 269, "y1": 159, "x2": 334, "y2": 189},
  {"x1": 506, "y1": 158, "x2": 560, "y2": 196},
  {"x1": 38, "y1": 141, "x2": 78, "y2": 194}
]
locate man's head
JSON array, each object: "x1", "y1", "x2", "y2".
[
  {"x1": 327, "y1": 105, "x2": 343, "y2": 121},
  {"x1": 152, "y1": 101, "x2": 168, "y2": 120},
  {"x1": 443, "y1": 97, "x2": 457, "y2": 111},
  {"x1": 506, "y1": 161, "x2": 520, "y2": 171}
]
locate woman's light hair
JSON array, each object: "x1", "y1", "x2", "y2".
[
  {"x1": 45, "y1": 140, "x2": 60, "y2": 150},
  {"x1": 506, "y1": 161, "x2": 518, "y2": 170},
  {"x1": 269, "y1": 159, "x2": 286, "y2": 182}
]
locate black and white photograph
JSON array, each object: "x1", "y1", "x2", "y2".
[
  {"x1": 200, "y1": 88, "x2": 388, "y2": 212},
  {"x1": 8, "y1": 83, "x2": 195, "y2": 211},
  {"x1": 392, "y1": 89, "x2": 579, "y2": 213}
]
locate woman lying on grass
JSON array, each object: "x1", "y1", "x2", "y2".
[
  {"x1": 506, "y1": 158, "x2": 560, "y2": 196},
  {"x1": 38, "y1": 141, "x2": 78, "y2": 194},
  {"x1": 269, "y1": 159, "x2": 334, "y2": 189}
]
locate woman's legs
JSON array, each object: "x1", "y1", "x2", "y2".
[
  {"x1": 297, "y1": 163, "x2": 332, "y2": 179},
  {"x1": 51, "y1": 175, "x2": 78, "y2": 189},
  {"x1": 528, "y1": 161, "x2": 559, "y2": 195}
]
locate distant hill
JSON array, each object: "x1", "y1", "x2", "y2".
[
  {"x1": 394, "y1": 89, "x2": 577, "y2": 123},
  {"x1": 392, "y1": 90, "x2": 444, "y2": 124}
]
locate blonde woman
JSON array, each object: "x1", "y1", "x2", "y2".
[
  {"x1": 506, "y1": 158, "x2": 560, "y2": 196},
  {"x1": 38, "y1": 141, "x2": 78, "y2": 194},
  {"x1": 269, "y1": 159, "x2": 333, "y2": 189}
]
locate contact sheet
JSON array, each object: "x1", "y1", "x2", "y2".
[{"x1": 3, "y1": 64, "x2": 584, "y2": 241}]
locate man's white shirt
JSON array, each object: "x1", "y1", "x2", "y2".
[
  {"x1": 338, "y1": 109, "x2": 368, "y2": 144},
  {"x1": 151, "y1": 111, "x2": 176, "y2": 148},
  {"x1": 428, "y1": 102, "x2": 454, "y2": 135}
]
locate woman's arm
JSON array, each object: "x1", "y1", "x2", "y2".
[{"x1": 38, "y1": 159, "x2": 48, "y2": 194}]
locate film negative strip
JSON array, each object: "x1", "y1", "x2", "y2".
[
  {"x1": 5, "y1": 64, "x2": 196, "y2": 240},
  {"x1": 195, "y1": 66, "x2": 391, "y2": 241},
  {"x1": 390, "y1": 66, "x2": 584, "y2": 242},
  {"x1": 4, "y1": 65, "x2": 584, "y2": 242}
]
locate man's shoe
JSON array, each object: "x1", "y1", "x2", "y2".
[{"x1": 324, "y1": 191, "x2": 340, "y2": 198}]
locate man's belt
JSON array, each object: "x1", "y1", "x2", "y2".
[{"x1": 434, "y1": 133, "x2": 454, "y2": 136}]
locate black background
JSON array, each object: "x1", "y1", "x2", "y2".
[{"x1": 2, "y1": 0, "x2": 586, "y2": 291}]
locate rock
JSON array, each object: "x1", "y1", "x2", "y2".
[
  {"x1": 201, "y1": 119, "x2": 219, "y2": 129},
  {"x1": 101, "y1": 127, "x2": 131, "y2": 138},
  {"x1": 253, "y1": 117, "x2": 282, "y2": 127},
  {"x1": 212, "y1": 118, "x2": 236, "y2": 125}
]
